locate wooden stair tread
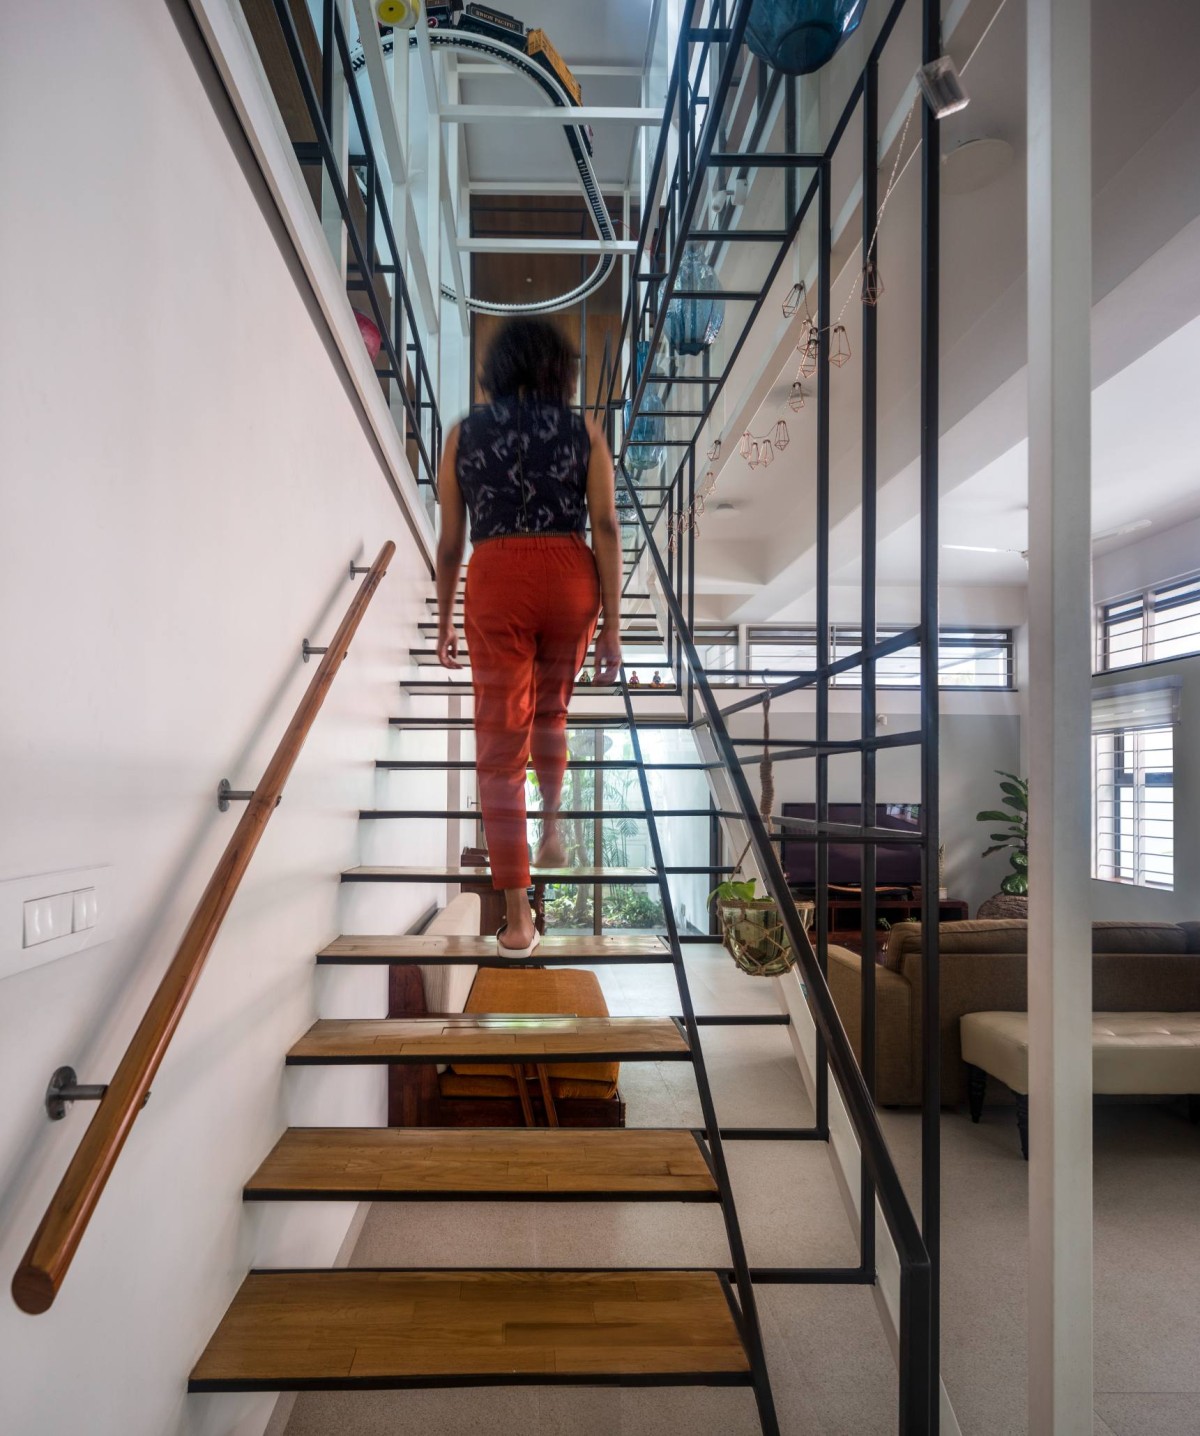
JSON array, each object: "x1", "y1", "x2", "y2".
[
  {"x1": 188, "y1": 1269, "x2": 749, "y2": 1389},
  {"x1": 286, "y1": 1016, "x2": 690, "y2": 1064},
  {"x1": 318, "y1": 933, "x2": 673, "y2": 965},
  {"x1": 244, "y1": 1128, "x2": 718, "y2": 1200},
  {"x1": 341, "y1": 865, "x2": 660, "y2": 883}
]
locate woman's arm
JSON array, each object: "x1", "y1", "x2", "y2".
[
  {"x1": 435, "y1": 425, "x2": 466, "y2": 669},
  {"x1": 584, "y1": 417, "x2": 623, "y2": 686}
]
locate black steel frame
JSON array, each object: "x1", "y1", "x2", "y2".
[
  {"x1": 617, "y1": 675, "x2": 780, "y2": 1435},
  {"x1": 604, "y1": 1, "x2": 944, "y2": 1430},
  {"x1": 268, "y1": 0, "x2": 442, "y2": 492}
]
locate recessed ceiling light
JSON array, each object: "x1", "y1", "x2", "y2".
[{"x1": 941, "y1": 138, "x2": 1014, "y2": 194}]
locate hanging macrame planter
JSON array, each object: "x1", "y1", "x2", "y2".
[
  {"x1": 711, "y1": 695, "x2": 799, "y2": 978},
  {"x1": 716, "y1": 894, "x2": 796, "y2": 978}
]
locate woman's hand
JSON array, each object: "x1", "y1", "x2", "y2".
[
  {"x1": 593, "y1": 624, "x2": 622, "y2": 686},
  {"x1": 438, "y1": 624, "x2": 463, "y2": 669}
]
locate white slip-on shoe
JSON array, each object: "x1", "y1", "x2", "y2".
[{"x1": 496, "y1": 923, "x2": 543, "y2": 959}]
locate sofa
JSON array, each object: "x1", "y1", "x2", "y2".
[{"x1": 827, "y1": 918, "x2": 1200, "y2": 1107}]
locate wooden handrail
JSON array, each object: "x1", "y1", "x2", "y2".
[{"x1": 12, "y1": 541, "x2": 396, "y2": 1315}]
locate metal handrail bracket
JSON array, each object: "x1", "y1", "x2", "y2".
[{"x1": 12, "y1": 542, "x2": 396, "y2": 1315}]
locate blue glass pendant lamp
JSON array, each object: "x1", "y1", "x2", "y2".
[
  {"x1": 623, "y1": 340, "x2": 666, "y2": 474},
  {"x1": 665, "y1": 247, "x2": 725, "y2": 356},
  {"x1": 746, "y1": 0, "x2": 870, "y2": 75}
]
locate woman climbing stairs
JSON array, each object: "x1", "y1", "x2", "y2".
[{"x1": 186, "y1": 593, "x2": 782, "y2": 1432}]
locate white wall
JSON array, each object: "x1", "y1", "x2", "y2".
[
  {"x1": 1092, "y1": 513, "x2": 1200, "y2": 605},
  {"x1": 0, "y1": 3, "x2": 444, "y2": 1434}
]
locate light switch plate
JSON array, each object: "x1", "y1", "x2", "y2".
[
  {"x1": 72, "y1": 887, "x2": 98, "y2": 932},
  {"x1": 23, "y1": 892, "x2": 74, "y2": 947},
  {"x1": 1, "y1": 867, "x2": 114, "y2": 981}
]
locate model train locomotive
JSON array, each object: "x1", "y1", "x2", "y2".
[{"x1": 419, "y1": 3, "x2": 585, "y2": 108}]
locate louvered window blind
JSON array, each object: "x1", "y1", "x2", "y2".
[{"x1": 1092, "y1": 679, "x2": 1180, "y2": 889}]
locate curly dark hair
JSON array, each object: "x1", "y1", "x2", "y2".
[{"x1": 479, "y1": 317, "x2": 578, "y2": 405}]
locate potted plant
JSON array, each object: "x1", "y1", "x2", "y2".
[
  {"x1": 975, "y1": 771, "x2": 1029, "y2": 916},
  {"x1": 709, "y1": 878, "x2": 796, "y2": 978}
]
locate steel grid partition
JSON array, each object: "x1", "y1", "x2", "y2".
[
  {"x1": 607, "y1": 1, "x2": 944, "y2": 1429},
  {"x1": 268, "y1": 0, "x2": 442, "y2": 492}
]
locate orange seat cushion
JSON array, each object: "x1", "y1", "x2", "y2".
[{"x1": 452, "y1": 967, "x2": 619, "y2": 1089}]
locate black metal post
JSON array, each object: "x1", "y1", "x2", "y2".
[
  {"x1": 621, "y1": 474, "x2": 933, "y2": 1431},
  {"x1": 919, "y1": 0, "x2": 943, "y2": 1423},
  {"x1": 618, "y1": 677, "x2": 780, "y2": 1436},
  {"x1": 814, "y1": 159, "x2": 832, "y2": 1138},
  {"x1": 860, "y1": 57, "x2": 880, "y2": 1280},
  {"x1": 686, "y1": 446, "x2": 697, "y2": 723},
  {"x1": 320, "y1": 0, "x2": 335, "y2": 134}
]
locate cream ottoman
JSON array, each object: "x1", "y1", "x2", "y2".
[{"x1": 960, "y1": 1011, "x2": 1200, "y2": 1158}]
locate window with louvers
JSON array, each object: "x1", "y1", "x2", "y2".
[
  {"x1": 1091, "y1": 680, "x2": 1179, "y2": 890},
  {"x1": 695, "y1": 627, "x2": 738, "y2": 686},
  {"x1": 1093, "y1": 728, "x2": 1174, "y2": 889},
  {"x1": 1097, "y1": 572, "x2": 1200, "y2": 670},
  {"x1": 745, "y1": 625, "x2": 1014, "y2": 689}
]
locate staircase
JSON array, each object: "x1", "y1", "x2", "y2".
[{"x1": 187, "y1": 584, "x2": 783, "y2": 1432}]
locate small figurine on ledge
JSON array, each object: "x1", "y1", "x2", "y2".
[
  {"x1": 629, "y1": 671, "x2": 641, "y2": 687},
  {"x1": 577, "y1": 669, "x2": 591, "y2": 684},
  {"x1": 651, "y1": 670, "x2": 663, "y2": 687}
]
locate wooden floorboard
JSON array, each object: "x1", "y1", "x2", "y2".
[
  {"x1": 316, "y1": 933, "x2": 673, "y2": 966},
  {"x1": 188, "y1": 1269, "x2": 750, "y2": 1390},
  {"x1": 244, "y1": 1128, "x2": 718, "y2": 1201},
  {"x1": 286, "y1": 1016, "x2": 690, "y2": 1064}
]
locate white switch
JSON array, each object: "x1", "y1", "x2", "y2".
[
  {"x1": 72, "y1": 888, "x2": 98, "y2": 932},
  {"x1": 23, "y1": 893, "x2": 75, "y2": 948},
  {"x1": 3, "y1": 866, "x2": 114, "y2": 980}
]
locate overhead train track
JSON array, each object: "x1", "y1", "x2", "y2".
[{"x1": 351, "y1": 29, "x2": 619, "y2": 314}]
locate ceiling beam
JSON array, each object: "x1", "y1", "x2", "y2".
[
  {"x1": 439, "y1": 105, "x2": 663, "y2": 124},
  {"x1": 413, "y1": 11, "x2": 470, "y2": 334},
  {"x1": 467, "y1": 179, "x2": 625, "y2": 195},
  {"x1": 454, "y1": 62, "x2": 646, "y2": 78},
  {"x1": 457, "y1": 237, "x2": 639, "y2": 254},
  {"x1": 347, "y1": 0, "x2": 438, "y2": 334}
]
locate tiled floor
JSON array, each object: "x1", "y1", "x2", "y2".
[
  {"x1": 282, "y1": 947, "x2": 1200, "y2": 1436},
  {"x1": 871, "y1": 1092, "x2": 1200, "y2": 1436}
]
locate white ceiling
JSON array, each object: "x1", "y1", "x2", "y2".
[{"x1": 681, "y1": 0, "x2": 1200, "y2": 621}]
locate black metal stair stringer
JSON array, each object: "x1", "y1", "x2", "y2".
[{"x1": 616, "y1": 676, "x2": 780, "y2": 1436}]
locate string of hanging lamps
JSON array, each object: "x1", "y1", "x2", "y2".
[
  {"x1": 669, "y1": 96, "x2": 918, "y2": 549},
  {"x1": 741, "y1": 95, "x2": 917, "y2": 463}
]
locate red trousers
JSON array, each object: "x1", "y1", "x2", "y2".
[{"x1": 465, "y1": 534, "x2": 600, "y2": 890}]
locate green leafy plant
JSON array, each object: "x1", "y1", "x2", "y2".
[
  {"x1": 602, "y1": 885, "x2": 665, "y2": 930},
  {"x1": 709, "y1": 878, "x2": 760, "y2": 907},
  {"x1": 976, "y1": 770, "x2": 1029, "y2": 896}
]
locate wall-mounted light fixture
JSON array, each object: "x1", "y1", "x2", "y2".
[{"x1": 916, "y1": 56, "x2": 969, "y2": 119}]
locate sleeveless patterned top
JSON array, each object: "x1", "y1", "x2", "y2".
[{"x1": 455, "y1": 397, "x2": 591, "y2": 542}]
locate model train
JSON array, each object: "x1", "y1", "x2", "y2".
[{"x1": 419, "y1": 3, "x2": 585, "y2": 108}]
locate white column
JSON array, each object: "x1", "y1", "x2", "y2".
[{"x1": 1025, "y1": 1, "x2": 1094, "y2": 1432}]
